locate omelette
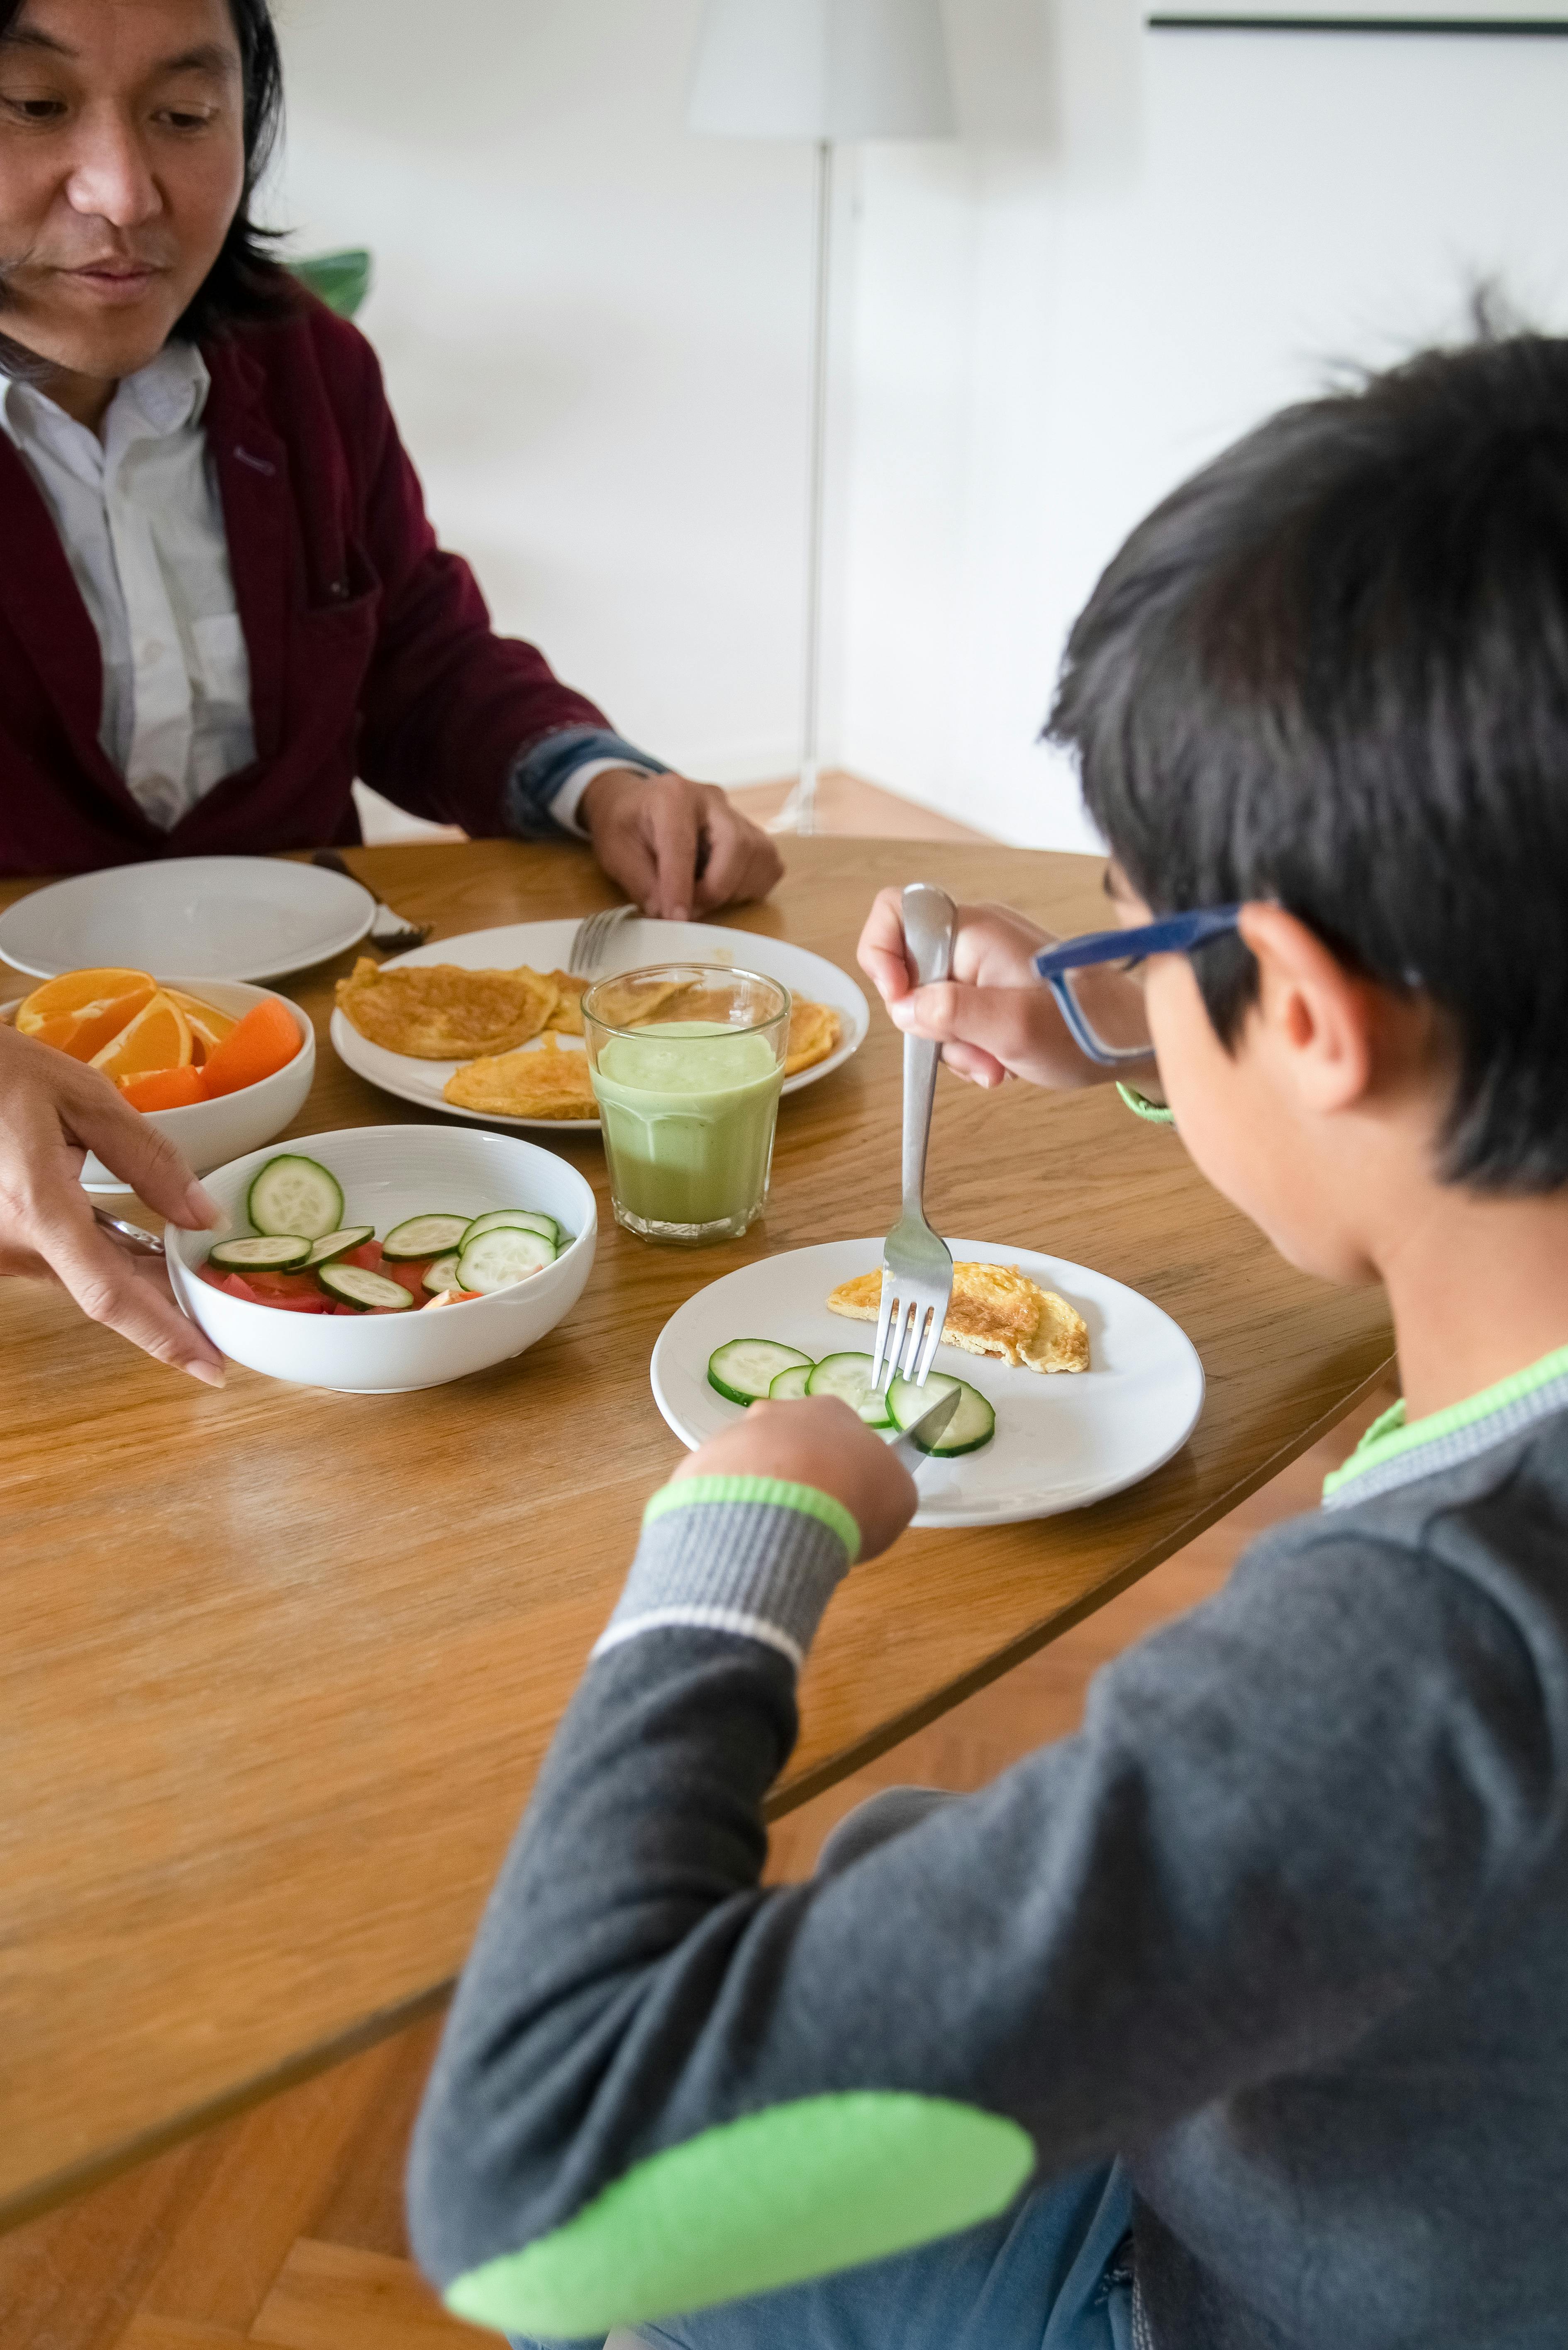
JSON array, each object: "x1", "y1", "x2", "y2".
[
  {"x1": 543, "y1": 972, "x2": 587, "y2": 1036},
  {"x1": 443, "y1": 1034, "x2": 599, "y2": 1120},
  {"x1": 337, "y1": 958, "x2": 557, "y2": 1060},
  {"x1": 785, "y1": 998, "x2": 841, "y2": 1078},
  {"x1": 826, "y1": 1261, "x2": 1089, "y2": 1374}
]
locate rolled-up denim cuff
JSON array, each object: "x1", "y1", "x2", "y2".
[{"x1": 505, "y1": 726, "x2": 668, "y2": 841}]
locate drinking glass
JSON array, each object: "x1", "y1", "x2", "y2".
[{"x1": 583, "y1": 964, "x2": 790, "y2": 1244}]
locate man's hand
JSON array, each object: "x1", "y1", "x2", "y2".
[
  {"x1": 0, "y1": 1023, "x2": 225, "y2": 1383},
  {"x1": 580, "y1": 769, "x2": 783, "y2": 922},
  {"x1": 857, "y1": 889, "x2": 1156, "y2": 1092},
  {"x1": 671, "y1": 1395, "x2": 916, "y2": 1564}
]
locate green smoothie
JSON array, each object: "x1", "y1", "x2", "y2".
[{"x1": 590, "y1": 1021, "x2": 784, "y2": 1236}]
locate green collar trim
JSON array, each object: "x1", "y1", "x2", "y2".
[
  {"x1": 1323, "y1": 1339, "x2": 1568, "y2": 1501},
  {"x1": 644, "y1": 1474, "x2": 861, "y2": 1564}
]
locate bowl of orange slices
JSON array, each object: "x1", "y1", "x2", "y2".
[{"x1": 2, "y1": 966, "x2": 315, "y2": 1189}]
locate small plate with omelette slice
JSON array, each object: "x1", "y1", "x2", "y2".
[
  {"x1": 329, "y1": 918, "x2": 868, "y2": 1133},
  {"x1": 650, "y1": 1239, "x2": 1204, "y2": 1528}
]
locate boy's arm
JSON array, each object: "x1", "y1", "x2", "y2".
[{"x1": 407, "y1": 1466, "x2": 1557, "y2": 2342}]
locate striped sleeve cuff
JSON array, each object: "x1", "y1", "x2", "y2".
[
  {"x1": 1116, "y1": 1081, "x2": 1175, "y2": 1126},
  {"x1": 590, "y1": 1479, "x2": 859, "y2": 1673}
]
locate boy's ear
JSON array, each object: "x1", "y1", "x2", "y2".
[{"x1": 1236, "y1": 903, "x2": 1374, "y2": 1114}]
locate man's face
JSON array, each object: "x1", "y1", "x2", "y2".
[{"x1": 0, "y1": 0, "x2": 244, "y2": 389}]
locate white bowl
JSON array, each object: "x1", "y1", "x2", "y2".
[
  {"x1": 79, "y1": 977, "x2": 315, "y2": 1190},
  {"x1": 166, "y1": 1124, "x2": 597, "y2": 1393}
]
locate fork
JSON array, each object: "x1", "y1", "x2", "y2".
[
  {"x1": 311, "y1": 849, "x2": 431, "y2": 953},
  {"x1": 871, "y1": 883, "x2": 957, "y2": 1393},
  {"x1": 568, "y1": 901, "x2": 637, "y2": 977}
]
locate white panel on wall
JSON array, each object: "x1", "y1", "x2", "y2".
[{"x1": 268, "y1": 0, "x2": 819, "y2": 785}]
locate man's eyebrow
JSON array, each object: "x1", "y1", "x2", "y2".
[
  {"x1": 0, "y1": 25, "x2": 77, "y2": 57},
  {"x1": 155, "y1": 43, "x2": 240, "y2": 77}
]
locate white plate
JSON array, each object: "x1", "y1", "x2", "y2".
[
  {"x1": 0, "y1": 856, "x2": 374, "y2": 983},
  {"x1": 650, "y1": 1239, "x2": 1205, "y2": 1529},
  {"x1": 329, "y1": 919, "x2": 871, "y2": 1133}
]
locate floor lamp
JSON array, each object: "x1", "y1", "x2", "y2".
[{"x1": 688, "y1": 0, "x2": 956, "y2": 835}]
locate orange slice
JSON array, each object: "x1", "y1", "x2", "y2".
[
  {"x1": 15, "y1": 967, "x2": 155, "y2": 1063},
  {"x1": 161, "y1": 988, "x2": 237, "y2": 1056},
  {"x1": 89, "y1": 992, "x2": 193, "y2": 1083},
  {"x1": 118, "y1": 1066, "x2": 207, "y2": 1111}
]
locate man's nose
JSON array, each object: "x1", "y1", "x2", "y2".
[{"x1": 64, "y1": 108, "x2": 162, "y2": 228}]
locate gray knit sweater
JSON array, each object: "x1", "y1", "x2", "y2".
[{"x1": 408, "y1": 1348, "x2": 1568, "y2": 2349}]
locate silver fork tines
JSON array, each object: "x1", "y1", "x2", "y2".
[
  {"x1": 871, "y1": 882, "x2": 957, "y2": 1393},
  {"x1": 569, "y1": 902, "x2": 636, "y2": 977}
]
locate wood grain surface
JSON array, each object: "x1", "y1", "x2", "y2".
[{"x1": 0, "y1": 838, "x2": 1394, "y2": 2234}]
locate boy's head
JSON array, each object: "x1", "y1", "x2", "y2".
[{"x1": 1050, "y1": 328, "x2": 1568, "y2": 1200}]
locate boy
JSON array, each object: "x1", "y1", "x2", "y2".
[{"x1": 407, "y1": 331, "x2": 1568, "y2": 2350}]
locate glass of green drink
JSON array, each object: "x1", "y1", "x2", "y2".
[{"x1": 583, "y1": 964, "x2": 790, "y2": 1244}]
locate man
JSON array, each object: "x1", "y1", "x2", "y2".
[{"x1": 0, "y1": 0, "x2": 781, "y2": 916}]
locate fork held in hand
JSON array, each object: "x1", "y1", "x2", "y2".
[{"x1": 871, "y1": 883, "x2": 957, "y2": 1393}]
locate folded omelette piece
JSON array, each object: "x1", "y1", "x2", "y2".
[
  {"x1": 444, "y1": 1034, "x2": 599, "y2": 1120},
  {"x1": 827, "y1": 1261, "x2": 1089, "y2": 1373},
  {"x1": 337, "y1": 958, "x2": 558, "y2": 1060}
]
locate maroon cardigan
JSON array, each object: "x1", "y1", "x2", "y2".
[{"x1": 0, "y1": 297, "x2": 610, "y2": 877}]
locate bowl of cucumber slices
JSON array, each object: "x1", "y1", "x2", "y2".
[{"x1": 166, "y1": 1122, "x2": 596, "y2": 1392}]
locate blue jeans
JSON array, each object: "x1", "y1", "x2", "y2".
[{"x1": 512, "y1": 1793, "x2": 1138, "y2": 2350}]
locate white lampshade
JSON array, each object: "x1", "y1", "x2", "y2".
[{"x1": 688, "y1": 0, "x2": 956, "y2": 140}]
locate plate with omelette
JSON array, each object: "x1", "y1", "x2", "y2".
[
  {"x1": 329, "y1": 919, "x2": 869, "y2": 1133},
  {"x1": 650, "y1": 1239, "x2": 1204, "y2": 1527}
]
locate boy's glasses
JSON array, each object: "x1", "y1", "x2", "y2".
[{"x1": 1032, "y1": 906, "x2": 1243, "y2": 1066}]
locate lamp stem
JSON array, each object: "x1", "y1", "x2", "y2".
[{"x1": 770, "y1": 135, "x2": 834, "y2": 838}]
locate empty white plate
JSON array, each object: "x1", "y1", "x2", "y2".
[
  {"x1": 330, "y1": 917, "x2": 871, "y2": 1133},
  {"x1": 0, "y1": 856, "x2": 375, "y2": 983},
  {"x1": 650, "y1": 1239, "x2": 1205, "y2": 1529}
]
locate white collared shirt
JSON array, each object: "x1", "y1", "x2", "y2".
[{"x1": 0, "y1": 342, "x2": 255, "y2": 831}]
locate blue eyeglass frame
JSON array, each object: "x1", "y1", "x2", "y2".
[{"x1": 1032, "y1": 905, "x2": 1243, "y2": 1066}]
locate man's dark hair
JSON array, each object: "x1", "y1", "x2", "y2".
[
  {"x1": 1049, "y1": 327, "x2": 1568, "y2": 1193},
  {"x1": 0, "y1": 0, "x2": 293, "y2": 341}
]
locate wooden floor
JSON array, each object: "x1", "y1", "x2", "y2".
[
  {"x1": 1, "y1": 774, "x2": 1390, "y2": 2347},
  {"x1": 726, "y1": 769, "x2": 991, "y2": 843}
]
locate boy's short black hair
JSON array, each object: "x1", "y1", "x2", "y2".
[
  {"x1": 0, "y1": 0, "x2": 293, "y2": 343},
  {"x1": 1049, "y1": 327, "x2": 1568, "y2": 1193}
]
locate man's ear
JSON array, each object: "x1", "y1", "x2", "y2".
[{"x1": 1236, "y1": 903, "x2": 1373, "y2": 1114}]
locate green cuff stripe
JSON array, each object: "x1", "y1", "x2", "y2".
[
  {"x1": 1323, "y1": 1336, "x2": 1568, "y2": 1497},
  {"x1": 644, "y1": 1475, "x2": 861, "y2": 1564},
  {"x1": 1117, "y1": 1080, "x2": 1175, "y2": 1126}
]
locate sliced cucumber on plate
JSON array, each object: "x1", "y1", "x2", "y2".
[
  {"x1": 708, "y1": 1339, "x2": 812, "y2": 1405},
  {"x1": 318, "y1": 1263, "x2": 416, "y2": 1312},
  {"x1": 463, "y1": 1208, "x2": 561, "y2": 1246},
  {"x1": 456, "y1": 1224, "x2": 557, "y2": 1295},
  {"x1": 768, "y1": 1361, "x2": 813, "y2": 1401},
  {"x1": 422, "y1": 1252, "x2": 464, "y2": 1295},
  {"x1": 210, "y1": 1234, "x2": 312, "y2": 1272},
  {"x1": 246, "y1": 1154, "x2": 344, "y2": 1242},
  {"x1": 304, "y1": 1226, "x2": 374, "y2": 1267},
  {"x1": 383, "y1": 1213, "x2": 473, "y2": 1260},
  {"x1": 805, "y1": 1351, "x2": 893, "y2": 1428},
  {"x1": 887, "y1": 1370, "x2": 995, "y2": 1455}
]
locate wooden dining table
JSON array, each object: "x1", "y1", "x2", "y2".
[{"x1": 0, "y1": 835, "x2": 1394, "y2": 2236}]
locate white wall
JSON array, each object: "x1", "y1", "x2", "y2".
[
  {"x1": 269, "y1": 0, "x2": 822, "y2": 785},
  {"x1": 270, "y1": 4, "x2": 1568, "y2": 850},
  {"x1": 841, "y1": 2, "x2": 1568, "y2": 848}
]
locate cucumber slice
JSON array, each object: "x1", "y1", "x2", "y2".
[
  {"x1": 422, "y1": 1252, "x2": 463, "y2": 1295},
  {"x1": 462, "y1": 1208, "x2": 561, "y2": 1246},
  {"x1": 247, "y1": 1154, "x2": 344, "y2": 1242},
  {"x1": 707, "y1": 1339, "x2": 812, "y2": 1406},
  {"x1": 210, "y1": 1234, "x2": 311, "y2": 1272},
  {"x1": 805, "y1": 1352, "x2": 893, "y2": 1428},
  {"x1": 383, "y1": 1214, "x2": 474, "y2": 1260},
  {"x1": 304, "y1": 1226, "x2": 375, "y2": 1268},
  {"x1": 317, "y1": 1263, "x2": 416, "y2": 1312},
  {"x1": 768, "y1": 1362, "x2": 813, "y2": 1401},
  {"x1": 456, "y1": 1225, "x2": 556, "y2": 1294},
  {"x1": 888, "y1": 1371, "x2": 995, "y2": 1455}
]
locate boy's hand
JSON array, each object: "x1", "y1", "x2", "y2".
[
  {"x1": 857, "y1": 889, "x2": 1154, "y2": 1092},
  {"x1": 671, "y1": 1397, "x2": 917, "y2": 1563}
]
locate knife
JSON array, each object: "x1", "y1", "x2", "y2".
[{"x1": 887, "y1": 1383, "x2": 961, "y2": 1470}]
